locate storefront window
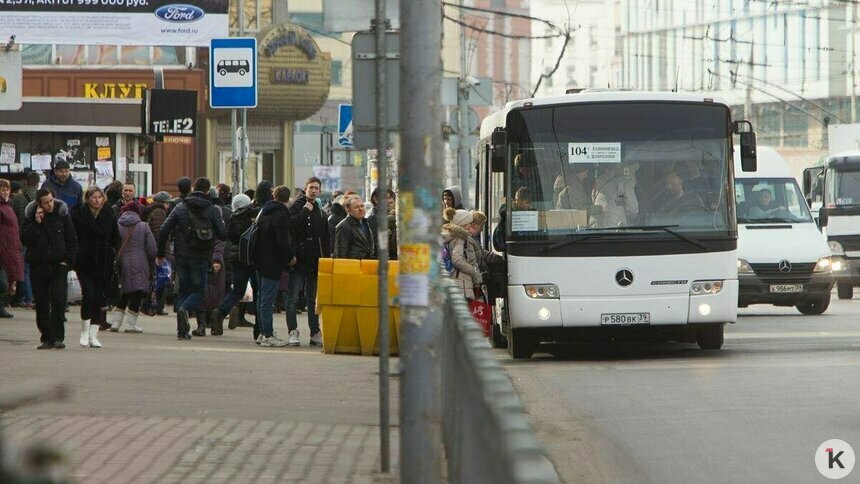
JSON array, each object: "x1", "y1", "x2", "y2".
[
  {"x1": 153, "y1": 46, "x2": 186, "y2": 65},
  {"x1": 88, "y1": 45, "x2": 119, "y2": 65},
  {"x1": 120, "y1": 46, "x2": 152, "y2": 65},
  {"x1": 56, "y1": 45, "x2": 86, "y2": 65}
]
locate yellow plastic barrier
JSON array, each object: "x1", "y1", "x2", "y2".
[{"x1": 317, "y1": 258, "x2": 399, "y2": 355}]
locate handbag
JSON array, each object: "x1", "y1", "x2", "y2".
[
  {"x1": 67, "y1": 271, "x2": 82, "y2": 303},
  {"x1": 468, "y1": 298, "x2": 493, "y2": 338},
  {"x1": 109, "y1": 225, "x2": 136, "y2": 300}
]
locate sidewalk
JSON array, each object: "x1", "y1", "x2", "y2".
[{"x1": 0, "y1": 306, "x2": 399, "y2": 483}]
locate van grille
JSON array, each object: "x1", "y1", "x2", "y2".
[{"x1": 749, "y1": 263, "x2": 816, "y2": 282}]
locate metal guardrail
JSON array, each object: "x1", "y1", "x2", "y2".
[{"x1": 439, "y1": 280, "x2": 559, "y2": 484}]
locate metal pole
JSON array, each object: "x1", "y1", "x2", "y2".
[
  {"x1": 241, "y1": 108, "x2": 248, "y2": 192},
  {"x1": 231, "y1": 109, "x2": 239, "y2": 193},
  {"x1": 852, "y1": 1, "x2": 857, "y2": 123},
  {"x1": 374, "y1": 0, "x2": 391, "y2": 474},
  {"x1": 399, "y1": 0, "x2": 444, "y2": 482},
  {"x1": 457, "y1": 0, "x2": 471, "y2": 207}
]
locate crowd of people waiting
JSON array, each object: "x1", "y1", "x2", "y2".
[{"x1": 0, "y1": 159, "x2": 399, "y2": 350}]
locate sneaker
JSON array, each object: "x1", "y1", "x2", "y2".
[
  {"x1": 309, "y1": 331, "x2": 322, "y2": 346},
  {"x1": 260, "y1": 335, "x2": 288, "y2": 347},
  {"x1": 53, "y1": 341, "x2": 66, "y2": 349},
  {"x1": 288, "y1": 330, "x2": 300, "y2": 346},
  {"x1": 255, "y1": 334, "x2": 264, "y2": 345}
]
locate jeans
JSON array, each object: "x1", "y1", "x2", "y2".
[
  {"x1": 256, "y1": 275, "x2": 279, "y2": 338},
  {"x1": 31, "y1": 265, "x2": 68, "y2": 344},
  {"x1": 79, "y1": 272, "x2": 107, "y2": 324},
  {"x1": 174, "y1": 257, "x2": 210, "y2": 313},
  {"x1": 20, "y1": 247, "x2": 33, "y2": 304},
  {"x1": 218, "y1": 264, "x2": 257, "y2": 315},
  {"x1": 286, "y1": 269, "x2": 319, "y2": 334}
]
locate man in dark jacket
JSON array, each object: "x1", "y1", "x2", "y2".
[
  {"x1": 156, "y1": 177, "x2": 228, "y2": 339},
  {"x1": 327, "y1": 195, "x2": 348, "y2": 256},
  {"x1": 212, "y1": 193, "x2": 258, "y2": 334},
  {"x1": 285, "y1": 177, "x2": 330, "y2": 346},
  {"x1": 41, "y1": 160, "x2": 82, "y2": 210},
  {"x1": 21, "y1": 189, "x2": 79, "y2": 349},
  {"x1": 253, "y1": 185, "x2": 296, "y2": 347},
  {"x1": 367, "y1": 187, "x2": 398, "y2": 261},
  {"x1": 334, "y1": 194, "x2": 375, "y2": 259}
]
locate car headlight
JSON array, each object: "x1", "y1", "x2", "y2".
[
  {"x1": 737, "y1": 259, "x2": 754, "y2": 274},
  {"x1": 691, "y1": 280, "x2": 724, "y2": 295},
  {"x1": 829, "y1": 241, "x2": 845, "y2": 256},
  {"x1": 814, "y1": 257, "x2": 832, "y2": 273},
  {"x1": 525, "y1": 284, "x2": 560, "y2": 299},
  {"x1": 832, "y1": 256, "x2": 848, "y2": 272}
]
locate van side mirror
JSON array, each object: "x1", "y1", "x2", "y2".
[
  {"x1": 491, "y1": 128, "x2": 507, "y2": 173},
  {"x1": 733, "y1": 120, "x2": 757, "y2": 172},
  {"x1": 818, "y1": 207, "x2": 829, "y2": 228}
]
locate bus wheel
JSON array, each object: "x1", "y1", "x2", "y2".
[
  {"x1": 508, "y1": 328, "x2": 534, "y2": 359},
  {"x1": 796, "y1": 294, "x2": 831, "y2": 315},
  {"x1": 696, "y1": 324, "x2": 724, "y2": 350},
  {"x1": 837, "y1": 283, "x2": 854, "y2": 300}
]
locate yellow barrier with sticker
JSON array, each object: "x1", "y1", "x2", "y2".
[{"x1": 316, "y1": 258, "x2": 400, "y2": 355}]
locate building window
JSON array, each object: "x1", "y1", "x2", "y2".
[
  {"x1": 290, "y1": 12, "x2": 324, "y2": 31},
  {"x1": 332, "y1": 60, "x2": 343, "y2": 86}
]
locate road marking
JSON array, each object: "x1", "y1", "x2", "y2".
[{"x1": 727, "y1": 331, "x2": 860, "y2": 339}]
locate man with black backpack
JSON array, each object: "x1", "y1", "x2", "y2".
[{"x1": 156, "y1": 177, "x2": 227, "y2": 340}]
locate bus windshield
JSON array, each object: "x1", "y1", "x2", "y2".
[
  {"x1": 735, "y1": 178, "x2": 813, "y2": 224},
  {"x1": 825, "y1": 168, "x2": 860, "y2": 207},
  {"x1": 504, "y1": 102, "x2": 732, "y2": 241}
]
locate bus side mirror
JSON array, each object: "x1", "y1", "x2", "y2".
[
  {"x1": 739, "y1": 132, "x2": 757, "y2": 172},
  {"x1": 491, "y1": 128, "x2": 507, "y2": 173},
  {"x1": 802, "y1": 169, "x2": 813, "y2": 197},
  {"x1": 818, "y1": 207, "x2": 829, "y2": 228}
]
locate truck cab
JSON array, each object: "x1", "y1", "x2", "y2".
[
  {"x1": 736, "y1": 147, "x2": 834, "y2": 314},
  {"x1": 804, "y1": 152, "x2": 860, "y2": 299}
]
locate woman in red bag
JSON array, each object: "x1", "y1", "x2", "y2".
[{"x1": 71, "y1": 186, "x2": 120, "y2": 347}]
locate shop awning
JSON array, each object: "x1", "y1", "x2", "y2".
[{"x1": 0, "y1": 97, "x2": 142, "y2": 133}]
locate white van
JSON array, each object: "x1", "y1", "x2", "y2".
[{"x1": 734, "y1": 146, "x2": 835, "y2": 314}]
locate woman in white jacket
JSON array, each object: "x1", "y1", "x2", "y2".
[
  {"x1": 591, "y1": 164, "x2": 638, "y2": 228},
  {"x1": 442, "y1": 208, "x2": 482, "y2": 300}
]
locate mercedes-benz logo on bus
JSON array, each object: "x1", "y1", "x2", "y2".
[
  {"x1": 615, "y1": 269, "x2": 634, "y2": 287},
  {"x1": 778, "y1": 260, "x2": 792, "y2": 273}
]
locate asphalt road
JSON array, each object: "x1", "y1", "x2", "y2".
[{"x1": 502, "y1": 296, "x2": 860, "y2": 484}]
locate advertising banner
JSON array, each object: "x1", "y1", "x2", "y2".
[
  {"x1": 0, "y1": 1, "x2": 228, "y2": 47},
  {"x1": 143, "y1": 89, "x2": 198, "y2": 138}
]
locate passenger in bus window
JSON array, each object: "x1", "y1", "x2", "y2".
[
  {"x1": 591, "y1": 165, "x2": 638, "y2": 227},
  {"x1": 659, "y1": 171, "x2": 706, "y2": 216},
  {"x1": 511, "y1": 154, "x2": 543, "y2": 204},
  {"x1": 512, "y1": 187, "x2": 532, "y2": 210},
  {"x1": 556, "y1": 164, "x2": 602, "y2": 215}
]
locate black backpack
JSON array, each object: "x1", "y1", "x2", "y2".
[
  {"x1": 239, "y1": 210, "x2": 263, "y2": 266},
  {"x1": 186, "y1": 205, "x2": 215, "y2": 251}
]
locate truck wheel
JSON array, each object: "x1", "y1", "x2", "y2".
[
  {"x1": 796, "y1": 294, "x2": 831, "y2": 315},
  {"x1": 507, "y1": 328, "x2": 534, "y2": 359},
  {"x1": 837, "y1": 283, "x2": 854, "y2": 300},
  {"x1": 696, "y1": 323, "x2": 724, "y2": 350}
]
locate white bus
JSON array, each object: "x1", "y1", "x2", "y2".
[{"x1": 475, "y1": 91, "x2": 757, "y2": 358}]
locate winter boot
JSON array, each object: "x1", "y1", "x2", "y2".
[
  {"x1": 88, "y1": 324, "x2": 102, "y2": 348},
  {"x1": 227, "y1": 306, "x2": 238, "y2": 330},
  {"x1": 123, "y1": 311, "x2": 143, "y2": 333},
  {"x1": 108, "y1": 308, "x2": 125, "y2": 332},
  {"x1": 192, "y1": 312, "x2": 207, "y2": 336},
  {"x1": 0, "y1": 297, "x2": 13, "y2": 318},
  {"x1": 210, "y1": 309, "x2": 223, "y2": 336},
  {"x1": 237, "y1": 305, "x2": 254, "y2": 327},
  {"x1": 79, "y1": 319, "x2": 90, "y2": 347}
]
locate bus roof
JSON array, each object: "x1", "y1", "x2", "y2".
[{"x1": 479, "y1": 90, "x2": 732, "y2": 139}]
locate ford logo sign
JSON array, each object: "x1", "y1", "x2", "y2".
[{"x1": 155, "y1": 4, "x2": 205, "y2": 23}]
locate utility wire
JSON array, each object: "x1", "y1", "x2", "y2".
[
  {"x1": 442, "y1": 14, "x2": 566, "y2": 39},
  {"x1": 442, "y1": 1, "x2": 564, "y2": 32}
]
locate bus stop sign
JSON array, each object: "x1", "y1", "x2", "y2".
[{"x1": 210, "y1": 38, "x2": 257, "y2": 109}]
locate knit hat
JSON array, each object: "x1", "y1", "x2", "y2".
[
  {"x1": 153, "y1": 191, "x2": 172, "y2": 203},
  {"x1": 53, "y1": 160, "x2": 70, "y2": 170},
  {"x1": 444, "y1": 207, "x2": 472, "y2": 226},
  {"x1": 120, "y1": 201, "x2": 140, "y2": 215},
  {"x1": 232, "y1": 193, "x2": 252, "y2": 211}
]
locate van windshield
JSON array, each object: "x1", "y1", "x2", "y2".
[{"x1": 735, "y1": 177, "x2": 813, "y2": 223}]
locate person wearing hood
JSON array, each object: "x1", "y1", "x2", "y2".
[
  {"x1": 41, "y1": 160, "x2": 82, "y2": 210},
  {"x1": 71, "y1": 186, "x2": 120, "y2": 347},
  {"x1": 109, "y1": 201, "x2": 156, "y2": 334},
  {"x1": 442, "y1": 208, "x2": 483, "y2": 300},
  {"x1": 156, "y1": 177, "x2": 228, "y2": 340},
  {"x1": 442, "y1": 186, "x2": 464, "y2": 210},
  {"x1": 252, "y1": 185, "x2": 297, "y2": 347},
  {"x1": 212, "y1": 193, "x2": 258, "y2": 334},
  {"x1": 21, "y1": 188, "x2": 78, "y2": 349},
  {"x1": 0, "y1": 179, "x2": 24, "y2": 318}
]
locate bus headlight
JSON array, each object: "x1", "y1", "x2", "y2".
[
  {"x1": 814, "y1": 257, "x2": 832, "y2": 273},
  {"x1": 525, "y1": 284, "x2": 560, "y2": 299},
  {"x1": 690, "y1": 280, "x2": 724, "y2": 295},
  {"x1": 832, "y1": 257, "x2": 848, "y2": 272},
  {"x1": 737, "y1": 259, "x2": 754, "y2": 274},
  {"x1": 829, "y1": 241, "x2": 845, "y2": 256}
]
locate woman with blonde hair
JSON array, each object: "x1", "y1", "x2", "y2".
[
  {"x1": 70, "y1": 186, "x2": 120, "y2": 347},
  {"x1": 441, "y1": 207, "x2": 483, "y2": 300}
]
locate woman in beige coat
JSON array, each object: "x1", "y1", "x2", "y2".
[{"x1": 442, "y1": 207, "x2": 482, "y2": 300}]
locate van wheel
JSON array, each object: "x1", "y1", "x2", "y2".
[
  {"x1": 696, "y1": 323, "x2": 724, "y2": 350},
  {"x1": 239, "y1": 69, "x2": 246, "y2": 76},
  {"x1": 507, "y1": 328, "x2": 534, "y2": 359},
  {"x1": 796, "y1": 294, "x2": 831, "y2": 315},
  {"x1": 219, "y1": 69, "x2": 227, "y2": 76},
  {"x1": 837, "y1": 283, "x2": 854, "y2": 300}
]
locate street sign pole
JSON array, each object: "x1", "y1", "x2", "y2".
[
  {"x1": 374, "y1": 0, "x2": 391, "y2": 474},
  {"x1": 231, "y1": 109, "x2": 239, "y2": 196}
]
